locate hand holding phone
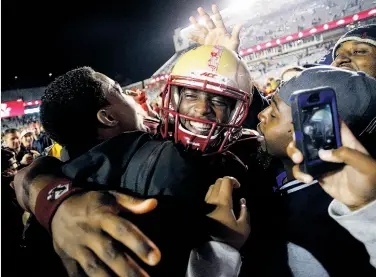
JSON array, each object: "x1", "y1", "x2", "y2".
[
  {"x1": 287, "y1": 121, "x2": 376, "y2": 210},
  {"x1": 290, "y1": 87, "x2": 343, "y2": 177}
]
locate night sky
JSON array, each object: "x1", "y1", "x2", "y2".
[{"x1": 2, "y1": 0, "x2": 227, "y2": 90}]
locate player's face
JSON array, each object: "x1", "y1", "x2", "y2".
[
  {"x1": 332, "y1": 41, "x2": 376, "y2": 78},
  {"x1": 257, "y1": 95, "x2": 293, "y2": 158},
  {"x1": 93, "y1": 72, "x2": 148, "y2": 133},
  {"x1": 178, "y1": 88, "x2": 235, "y2": 136}
]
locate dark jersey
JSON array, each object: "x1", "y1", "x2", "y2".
[{"x1": 61, "y1": 131, "x2": 269, "y2": 276}]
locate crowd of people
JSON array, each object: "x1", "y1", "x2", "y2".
[
  {"x1": 2, "y1": 3, "x2": 376, "y2": 277},
  {"x1": 239, "y1": 0, "x2": 372, "y2": 49}
]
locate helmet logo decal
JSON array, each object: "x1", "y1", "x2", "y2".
[{"x1": 207, "y1": 46, "x2": 224, "y2": 73}]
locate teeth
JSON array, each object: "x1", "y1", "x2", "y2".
[{"x1": 190, "y1": 121, "x2": 211, "y2": 130}]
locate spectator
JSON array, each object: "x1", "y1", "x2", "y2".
[
  {"x1": 3, "y1": 129, "x2": 35, "y2": 167},
  {"x1": 32, "y1": 125, "x2": 52, "y2": 153}
]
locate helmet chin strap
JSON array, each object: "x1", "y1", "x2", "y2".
[{"x1": 177, "y1": 123, "x2": 220, "y2": 152}]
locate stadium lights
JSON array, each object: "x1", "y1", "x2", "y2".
[
  {"x1": 227, "y1": 0, "x2": 253, "y2": 13},
  {"x1": 24, "y1": 107, "x2": 40, "y2": 114},
  {"x1": 336, "y1": 19, "x2": 345, "y2": 25}
]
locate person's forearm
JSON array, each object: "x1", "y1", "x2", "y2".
[
  {"x1": 329, "y1": 199, "x2": 376, "y2": 268},
  {"x1": 186, "y1": 241, "x2": 242, "y2": 277},
  {"x1": 14, "y1": 156, "x2": 63, "y2": 213}
]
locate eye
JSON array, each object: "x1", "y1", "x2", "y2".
[
  {"x1": 211, "y1": 97, "x2": 227, "y2": 106},
  {"x1": 184, "y1": 92, "x2": 198, "y2": 100},
  {"x1": 270, "y1": 113, "x2": 276, "y2": 118},
  {"x1": 353, "y1": 49, "x2": 367, "y2": 55}
]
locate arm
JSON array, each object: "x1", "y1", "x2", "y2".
[
  {"x1": 14, "y1": 156, "x2": 62, "y2": 213},
  {"x1": 287, "y1": 121, "x2": 376, "y2": 268},
  {"x1": 329, "y1": 200, "x2": 376, "y2": 268},
  {"x1": 187, "y1": 241, "x2": 242, "y2": 277},
  {"x1": 186, "y1": 177, "x2": 250, "y2": 277},
  {"x1": 13, "y1": 156, "x2": 161, "y2": 277}
]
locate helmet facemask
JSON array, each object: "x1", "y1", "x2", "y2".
[{"x1": 160, "y1": 74, "x2": 251, "y2": 154}]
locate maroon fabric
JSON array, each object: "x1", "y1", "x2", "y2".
[{"x1": 35, "y1": 179, "x2": 84, "y2": 234}]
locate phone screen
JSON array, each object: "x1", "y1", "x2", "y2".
[{"x1": 302, "y1": 103, "x2": 336, "y2": 161}]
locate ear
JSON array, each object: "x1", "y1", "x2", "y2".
[
  {"x1": 97, "y1": 108, "x2": 118, "y2": 127},
  {"x1": 288, "y1": 123, "x2": 294, "y2": 134}
]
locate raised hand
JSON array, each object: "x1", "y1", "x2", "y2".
[{"x1": 188, "y1": 4, "x2": 242, "y2": 52}]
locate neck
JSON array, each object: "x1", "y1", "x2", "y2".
[{"x1": 281, "y1": 157, "x2": 295, "y2": 182}]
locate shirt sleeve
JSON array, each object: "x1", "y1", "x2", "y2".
[
  {"x1": 186, "y1": 241, "x2": 242, "y2": 277},
  {"x1": 328, "y1": 199, "x2": 376, "y2": 268}
]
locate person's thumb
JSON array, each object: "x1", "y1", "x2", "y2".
[
  {"x1": 112, "y1": 192, "x2": 158, "y2": 214},
  {"x1": 237, "y1": 198, "x2": 250, "y2": 230}
]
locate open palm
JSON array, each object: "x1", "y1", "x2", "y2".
[{"x1": 188, "y1": 5, "x2": 242, "y2": 52}]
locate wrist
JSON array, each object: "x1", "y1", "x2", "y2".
[{"x1": 35, "y1": 178, "x2": 85, "y2": 233}]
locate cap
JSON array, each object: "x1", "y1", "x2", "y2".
[
  {"x1": 278, "y1": 65, "x2": 376, "y2": 137},
  {"x1": 20, "y1": 129, "x2": 34, "y2": 139},
  {"x1": 332, "y1": 24, "x2": 376, "y2": 60}
]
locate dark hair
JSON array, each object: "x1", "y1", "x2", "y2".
[
  {"x1": 40, "y1": 67, "x2": 109, "y2": 147},
  {"x1": 4, "y1": 128, "x2": 19, "y2": 136}
]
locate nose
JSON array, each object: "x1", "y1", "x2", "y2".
[
  {"x1": 194, "y1": 98, "x2": 212, "y2": 116},
  {"x1": 258, "y1": 107, "x2": 269, "y2": 124},
  {"x1": 332, "y1": 53, "x2": 351, "y2": 67}
]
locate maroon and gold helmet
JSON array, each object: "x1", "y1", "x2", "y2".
[{"x1": 161, "y1": 45, "x2": 253, "y2": 153}]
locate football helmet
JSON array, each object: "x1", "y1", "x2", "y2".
[{"x1": 161, "y1": 45, "x2": 253, "y2": 153}]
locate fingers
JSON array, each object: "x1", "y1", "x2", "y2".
[
  {"x1": 189, "y1": 15, "x2": 199, "y2": 27},
  {"x1": 100, "y1": 214, "x2": 161, "y2": 266},
  {"x1": 286, "y1": 141, "x2": 304, "y2": 164},
  {"x1": 205, "y1": 185, "x2": 214, "y2": 202},
  {"x1": 86, "y1": 233, "x2": 149, "y2": 277},
  {"x1": 74, "y1": 247, "x2": 112, "y2": 277},
  {"x1": 206, "y1": 177, "x2": 240, "y2": 207},
  {"x1": 111, "y1": 192, "x2": 158, "y2": 214},
  {"x1": 218, "y1": 177, "x2": 235, "y2": 208},
  {"x1": 209, "y1": 178, "x2": 223, "y2": 201},
  {"x1": 187, "y1": 16, "x2": 207, "y2": 44},
  {"x1": 211, "y1": 4, "x2": 226, "y2": 29},
  {"x1": 231, "y1": 24, "x2": 242, "y2": 41},
  {"x1": 292, "y1": 164, "x2": 313, "y2": 184},
  {"x1": 339, "y1": 121, "x2": 369, "y2": 154},
  {"x1": 61, "y1": 257, "x2": 87, "y2": 277},
  {"x1": 237, "y1": 198, "x2": 250, "y2": 227},
  {"x1": 319, "y1": 147, "x2": 376, "y2": 175},
  {"x1": 197, "y1": 7, "x2": 216, "y2": 30}
]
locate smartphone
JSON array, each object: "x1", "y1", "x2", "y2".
[{"x1": 290, "y1": 87, "x2": 343, "y2": 178}]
